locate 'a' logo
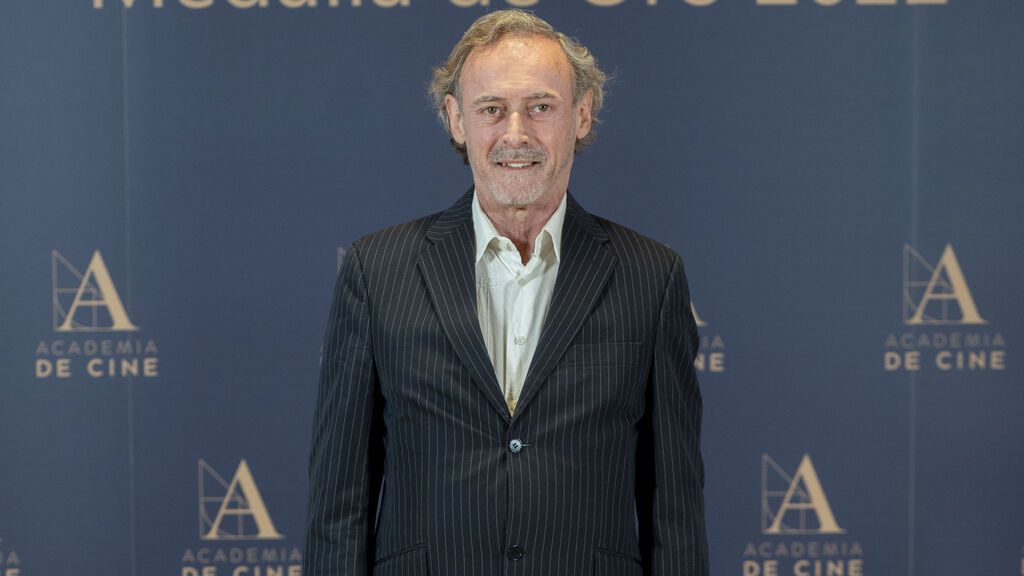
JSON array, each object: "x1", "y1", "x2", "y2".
[
  {"x1": 198, "y1": 459, "x2": 284, "y2": 541},
  {"x1": 903, "y1": 244, "x2": 985, "y2": 325},
  {"x1": 762, "y1": 454, "x2": 844, "y2": 535},
  {"x1": 52, "y1": 250, "x2": 138, "y2": 332}
]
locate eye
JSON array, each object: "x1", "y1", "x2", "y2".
[
  {"x1": 530, "y1": 103, "x2": 555, "y2": 118},
  {"x1": 482, "y1": 106, "x2": 502, "y2": 116}
]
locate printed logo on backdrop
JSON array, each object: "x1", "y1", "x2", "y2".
[
  {"x1": 691, "y1": 302, "x2": 726, "y2": 374},
  {"x1": 742, "y1": 454, "x2": 864, "y2": 576},
  {"x1": 89, "y1": 0, "x2": 949, "y2": 12},
  {"x1": 181, "y1": 459, "x2": 301, "y2": 576},
  {"x1": 883, "y1": 244, "x2": 1006, "y2": 373},
  {"x1": 35, "y1": 250, "x2": 159, "y2": 381},
  {"x1": 0, "y1": 536, "x2": 23, "y2": 576}
]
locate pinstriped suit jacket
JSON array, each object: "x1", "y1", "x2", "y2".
[{"x1": 305, "y1": 190, "x2": 708, "y2": 576}]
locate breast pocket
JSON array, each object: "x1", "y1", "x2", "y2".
[
  {"x1": 562, "y1": 341, "x2": 643, "y2": 367},
  {"x1": 557, "y1": 342, "x2": 646, "y2": 417},
  {"x1": 373, "y1": 544, "x2": 428, "y2": 576},
  {"x1": 592, "y1": 547, "x2": 642, "y2": 576}
]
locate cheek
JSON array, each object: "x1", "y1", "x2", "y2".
[
  {"x1": 539, "y1": 129, "x2": 573, "y2": 156},
  {"x1": 466, "y1": 127, "x2": 499, "y2": 154}
]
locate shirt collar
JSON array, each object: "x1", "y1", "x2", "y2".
[{"x1": 472, "y1": 189, "x2": 567, "y2": 264}]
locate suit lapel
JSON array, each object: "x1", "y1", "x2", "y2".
[
  {"x1": 513, "y1": 194, "x2": 617, "y2": 418},
  {"x1": 417, "y1": 190, "x2": 511, "y2": 423}
]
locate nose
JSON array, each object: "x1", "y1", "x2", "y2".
[{"x1": 501, "y1": 111, "x2": 529, "y2": 146}]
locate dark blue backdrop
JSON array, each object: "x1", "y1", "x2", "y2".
[{"x1": 2, "y1": 1, "x2": 1022, "y2": 574}]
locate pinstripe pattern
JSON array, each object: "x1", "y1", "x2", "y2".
[{"x1": 305, "y1": 189, "x2": 708, "y2": 575}]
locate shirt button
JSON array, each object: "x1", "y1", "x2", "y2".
[
  {"x1": 514, "y1": 336, "x2": 526, "y2": 346},
  {"x1": 508, "y1": 545, "x2": 525, "y2": 561},
  {"x1": 508, "y1": 439, "x2": 523, "y2": 454}
]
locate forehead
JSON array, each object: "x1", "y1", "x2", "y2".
[{"x1": 459, "y1": 35, "x2": 573, "y2": 99}]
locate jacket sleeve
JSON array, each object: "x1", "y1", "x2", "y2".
[
  {"x1": 636, "y1": 254, "x2": 709, "y2": 575},
  {"x1": 304, "y1": 245, "x2": 385, "y2": 576}
]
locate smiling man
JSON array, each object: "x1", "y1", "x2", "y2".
[{"x1": 305, "y1": 10, "x2": 708, "y2": 576}]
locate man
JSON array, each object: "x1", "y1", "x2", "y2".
[{"x1": 305, "y1": 10, "x2": 707, "y2": 576}]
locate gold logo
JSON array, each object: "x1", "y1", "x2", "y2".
[
  {"x1": 691, "y1": 301, "x2": 726, "y2": 373},
  {"x1": 0, "y1": 542, "x2": 21, "y2": 574},
  {"x1": 903, "y1": 244, "x2": 985, "y2": 326},
  {"x1": 758, "y1": 0, "x2": 946, "y2": 5},
  {"x1": 198, "y1": 459, "x2": 284, "y2": 541},
  {"x1": 93, "y1": 0, "x2": 411, "y2": 8},
  {"x1": 52, "y1": 250, "x2": 138, "y2": 332},
  {"x1": 762, "y1": 454, "x2": 844, "y2": 535}
]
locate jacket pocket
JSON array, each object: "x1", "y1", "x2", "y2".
[
  {"x1": 592, "y1": 546, "x2": 642, "y2": 576},
  {"x1": 373, "y1": 544, "x2": 428, "y2": 576}
]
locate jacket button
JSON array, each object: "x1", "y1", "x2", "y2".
[
  {"x1": 508, "y1": 438, "x2": 523, "y2": 454},
  {"x1": 508, "y1": 545, "x2": 525, "y2": 561}
]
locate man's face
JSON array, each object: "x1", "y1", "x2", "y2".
[{"x1": 445, "y1": 35, "x2": 592, "y2": 209}]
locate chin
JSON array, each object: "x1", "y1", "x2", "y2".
[
  {"x1": 490, "y1": 187, "x2": 545, "y2": 208},
  {"x1": 485, "y1": 175, "x2": 549, "y2": 208}
]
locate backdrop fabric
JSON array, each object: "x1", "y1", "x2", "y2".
[{"x1": 1, "y1": 1, "x2": 1021, "y2": 575}]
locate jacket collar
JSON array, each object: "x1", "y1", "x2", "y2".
[{"x1": 418, "y1": 187, "x2": 616, "y2": 420}]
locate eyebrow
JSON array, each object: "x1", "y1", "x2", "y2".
[{"x1": 471, "y1": 92, "x2": 559, "y2": 105}]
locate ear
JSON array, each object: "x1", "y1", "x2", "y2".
[
  {"x1": 444, "y1": 94, "x2": 466, "y2": 144},
  {"x1": 575, "y1": 90, "x2": 593, "y2": 140}
]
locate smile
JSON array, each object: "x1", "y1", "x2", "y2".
[{"x1": 498, "y1": 162, "x2": 537, "y2": 169}]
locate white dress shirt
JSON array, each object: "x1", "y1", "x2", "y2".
[{"x1": 473, "y1": 190, "x2": 566, "y2": 414}]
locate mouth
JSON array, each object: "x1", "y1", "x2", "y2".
[
  {"x1": 491, "y1": 147, "x2": 545, "y2": 171},
  {"x1": 496, "y1": 161, "x2": 539, "y2": 170}
]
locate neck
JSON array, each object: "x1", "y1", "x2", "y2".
[{"x1": 478, "y1": 189, "x2": 564, "y2": 265}]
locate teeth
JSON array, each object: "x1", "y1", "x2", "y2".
[{"x1": 505, "y1": 163, "x2": 531, "y2": 168}]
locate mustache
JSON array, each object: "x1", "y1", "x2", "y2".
[{"x1": 489, "y1": 147, "x2": 546, "y2": 163}]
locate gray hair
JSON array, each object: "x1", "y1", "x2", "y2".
[{"x1": 429, "y1": 10, "x2": 607, "y2": 163}]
